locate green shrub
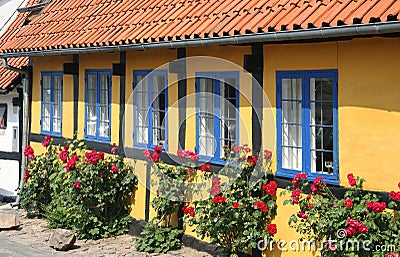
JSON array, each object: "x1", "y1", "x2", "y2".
[
  {"x1": 135, "y1": 223, "x2": 183, "y2": 253},
  {"x1": 21, "y1": 137, "x2": 138, "y2": 239}
]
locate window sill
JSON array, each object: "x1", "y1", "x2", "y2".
[{"x1": 275, "y1": 169, "x2": 340, "y2": 186}]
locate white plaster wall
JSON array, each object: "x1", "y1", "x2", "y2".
[
  {"x1": 0, "y1": 93, "x2": 19, "y2": 152},
  {"x1": 0, "y1": 0, "x2": 26, "y2": 36},
  {"x1": 0, "y1": 160, "x2": 19, "y2": 195}
]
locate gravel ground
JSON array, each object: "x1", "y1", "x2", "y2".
[{"x1": 0, "y1": 205, "x2": 219, "y2": 257}]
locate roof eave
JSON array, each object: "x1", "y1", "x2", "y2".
[{"x1": 2, "y1": 21, "x2": 400, "y2": 58}]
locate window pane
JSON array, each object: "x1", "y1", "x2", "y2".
[
  {"x1": 99, "y1": 121, "x2": 110, "y2": 138},
  {"x1": 0, "y1": 105, "x2": 6, "y2": 129},
  {"x1": 310, "y1": 77, "x2": 334, "y2": 174},
  {"x1": 87, "y1": 121, "x2": 96, "y2": 136},
  {"x1": 100, "y1": 74, "x2": 109, "y2": 91},
  {"x1": 99, "y1": 106, "x2": 109, "y2": 123},
  {"x1": 53, "y1": 104, "x2": 61, "y2": 119},
  {"x1": 100, "y1": 90, "x2": 108, "y2": 105},
  {"x1": 43, "y1": 89, "x2": 51, "y2": 103},
  {"x1": 136, "y1": 109, "x2": 148, "y2": 144},
  {"x1": 88, "y1": 74, "x2": 97, "y2": 90},
  {"x1": 42, "y1": 75, "x2": 51, "y2": 90},
  {"x1": 153, "y1": 127, "x2": 166, "y2": 146},
  {"x1": 282, "y1": 146, "x2": 302, "y2": 170},
  {"x1": 42, "y1": 102, "x2": 50, "y2": 131},
  {"x1": 87, "y1": 105, "x2": 96, "y2": 121},
  {"x1": 199, "y1": 116, "x2": 213, "y2": 136},
  {"x1": 199, "y1": 78, "x2": 213, "y2": 94},
  {"x1": 281, "y1": 78, "x2": 302, "y2": 170},
  {"x1": 42, "y1": 116, "x2": 50, "y2": 132},
  {"x1": 53, "y1": 118, "x2": 61, "y2": 133},
  {"x1": 199, "y1": 136, "x2": 215, "y2": 156},
  {"x1": 282, "y1": 78, "x2": 301, "y2": 100}
]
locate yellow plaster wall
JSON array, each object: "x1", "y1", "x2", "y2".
[
  {"x1": 337, "y1": 38, "x2": 400, "y2": 192},
  {"x1": 31, "y1": 55, "x2": 73, "y2": 138}
]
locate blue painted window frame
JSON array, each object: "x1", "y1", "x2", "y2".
[
  {"x1": 276, "y1": 69, "x2": 339, "y2": 185},
  {"x1": 40, "y1": 71, "x2": 63, "y2": 137},
  {"x1": 195, "y1": 71, "x2": 240, "y2": 164},
  {"x1": 84, "y1": 69, "x2": 112, "y2": 142},
  {"x1": 133, "y1": 70, "x2": 168, "y2": 150}
]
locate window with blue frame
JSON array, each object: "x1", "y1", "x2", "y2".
[
  {"x1": 133, "y1": 70, "x2": 168, "y2": 148},
  {"x1": 195, "y1": 72, "x2": 239, "y2": 163},
  {"x1": 41, "y1": 72, "x2": 62, "y2": 136},
  {"x1": 276, "y1": 70, "x2": 339, "y2": 184},
  {"x1": 85, "y1": 70, "x2": 111, "y2": 142}
]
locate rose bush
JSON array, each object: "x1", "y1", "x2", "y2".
[
  {"x1": 136, "y1": 146, "x2": 200, "y2": 253},
  {"x1": 283, "y1": 173, "x2": 400, "y2": 257},
  {"x1": 20, "y1": 138, "x2": 138, "y2": 239},
  {"x1": 184, "y1": 145, "x2": 277, "y2": 257}
]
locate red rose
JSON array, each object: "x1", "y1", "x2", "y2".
[
  {"x1": 291, "y1": 188, "x2": 301, "y2": 204},
  {"x1": 366, "y1": 201, "x2": 386, "y2": 213},
  {"x1": 151, "y1": 152, "x2": 160, "y2": 163},
  {"x1": 262, "y1": 180, "x2": 278, "y2": 196},
  {"x1": 344, "y1": 198, "x2": 353, "y2": 208},
  {"x1": 111, "y1": 165, "x2": 118, "y2": 173},
  {"x1": 85, "y1": 150, "x2": 99, "y2": 164},
  {"x1": 234, "y1": 146, "x2": 242, "y2": 153},
  {"x1": 154, "y1": 145, "x2": 162, "y2": 154},
  {"x1": 42, "y1": 136, "x2": 51, "y2": 147},
  {"x1": 297, "y1": 211, "x2": 308, "y2": 219},
  {"x1": 212, "y1": 195, "x2": 226, "y2": 204},
  {"x1": 24, "y1": 170, "x2": 31, "y2": 181},
  {"x1": 347, "y1": 173, "x2": 357, "y2": 187},
  {"x1": 143, "y1": 150, "x2": 152, "y2": 159},
  {"x1": 232, "y1": 202, "x2": 240, "y2": 209},
  {"x1": 111, "y1": 146, "x2": 118, "y2": 154},
  {"x1": 66, "y1": 154, "x2": 78, "y2": 172},
  {"x1": 24, "y1": 146, "x2": 35, "y2": 159},
  {"x1": 73, "y1": 181, "x2": 81, "y2": 189},
  {"x1": 210, "y1": 177, "x2": 221, "y2": 196},
  {"x1": 264, "y1": 149, "x2": 272, "y2": 160},
  {"x1": 311, "y1": 176, "x2": 325, "y2": 195},
  {"x1": 200, "y1": 163, "x2": 211, "y2": 172},
  {"x1": 59, "y1": 150, "x2": 69, "y2": 163},
  {"x1": 247, "y1": 156, "x2": 257, "y2": 166},
  {"x1": 254, "y1": 201, "x2": 267, "y2": 213},
  {"x1": 97, "y1": 152, "x2": 105, "y2": 160},
  {"x1": 182, "y1": 206, "x2": 195, "y2": 217},
  {"x1": 64, "y1": 145, "x2": 69, "y2": 150},
  {"x1": 267, "y1": 224, "x2": 277, "y2": 234},
  {"x1": 292, "y1": 173, "x2": 307, "y2": 187}
]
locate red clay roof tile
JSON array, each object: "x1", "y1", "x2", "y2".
[
  {"x1": 0, "y1": 0, "x2": 43, "y2": 89},
  {"x1": 1, "y1": 0, "x2": 400, "y2": 54}
]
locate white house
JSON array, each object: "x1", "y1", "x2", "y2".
[{"x1": 0, "y1": 0, "x2": 27, "y2": 199}]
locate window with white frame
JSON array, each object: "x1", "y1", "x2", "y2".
[
  {"x1": 41, "y1": 72, "x2": 62, "y2": 136},
  {"x1": 133, "y1": 70, "x2": 167, "y2": 148},
  {"x1": 196, "y1": 72, "x2": 238, "y2": 162},
  {"x1": 0, "y1": 103, "x2": 7, "y2": 129},
  {"x1": 85, "y1": 70, "x2": 111, "y2": 141},
  {"x1": 276, "y1": 70, "x2": 338, "y2": 184}
]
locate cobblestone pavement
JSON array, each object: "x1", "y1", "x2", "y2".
[{"x1": 0, "y1": 205, "x2": 218, "y2": 257}]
